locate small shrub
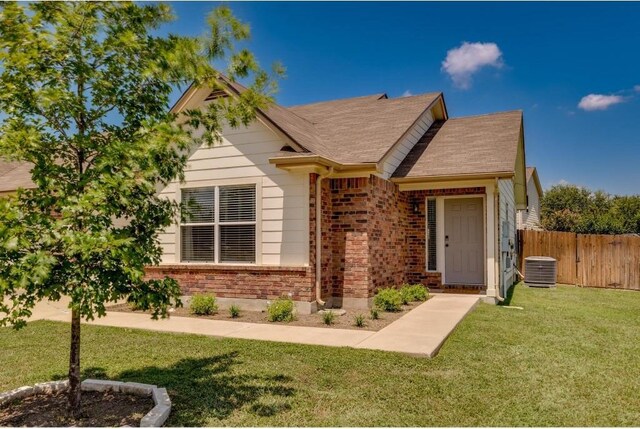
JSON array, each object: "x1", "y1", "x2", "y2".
[
  {"x1": 410, "y1": 284, "x2": 429, "y2": 301},
  {"x1": 400, "y1": 283, "x2": 429, "y2": 303},
  {"x1": 128, "y1": 301, "x2": 143, "y2": 311},
  {"x1": 400, "y1": 285, "x2": 412, "y2": 305},
  {"x1": 229, "y1": 305, "x2": 241, "y2": 318},
  {"x1": 190, "y1": 294, "x2": 218, "y2": 315},
  {"x1": 370, "y1": 307, "x2": 380, "y2": 320},
  {"x1": 354, "y1": 314, "x2": 366, "y2": 328},
  {"x1": 373, "y1": 287, "x2": 403, "y2": 312},
  {"x1": 267, "y1": 297, "x2": 295, "y2": 322},
  {"x1": 322, "y1": 311, "x2": 336, "y2": 325}
]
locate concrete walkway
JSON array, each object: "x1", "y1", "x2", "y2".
[
  {"x1": 354, "y1": 294, "x2": 481, "y2": 356},
  {"x1": 27, "y1": 294, "x2": 481, "y2": 357}
]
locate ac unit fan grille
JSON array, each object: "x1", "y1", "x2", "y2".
[{"x1": 524, "y1": 256, "x2": 557, "y2": 287}]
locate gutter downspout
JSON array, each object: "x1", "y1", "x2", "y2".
[
  {"x1": 315, "y1": 168, "x2": 333, "y2": 307},
  {"x1": 494, "y1": 177, "x2": 505, "y2": 303}
]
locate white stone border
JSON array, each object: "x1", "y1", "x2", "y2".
[{"x1": 0, "y1": 379, "x2": 171, "y2": 427}]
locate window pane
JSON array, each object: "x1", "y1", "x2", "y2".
[
  {"x1": 181, "y1": 225, "x2": 215, "y2": 262},
  {"x1": 427, "y1": 199, "x2": 437, "y2": 271},
  {"x1": 219, "y1": 225, "x2": 255, "y2": 263},
  {"x1": 181, "y1": 188, "x2": 214, "y2": 223},
  {"x1": 219, "y1": 185, "x2": 256, "y2": 222}
]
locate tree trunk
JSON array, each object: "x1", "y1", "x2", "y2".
[{"x1": 68, "y1": 308, "x2": 82, "y2": 417}]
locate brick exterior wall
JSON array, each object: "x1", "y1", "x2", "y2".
[
  {"x1": 318, "y1": 177, "x2": 486, "y2": 301},
  {"x1": 368, "y1": 175, "x2": 408, "y2": 295},
  {"x1": 145, "y1": 264, "x2": 314, "y2": 301},
  {"x1": 328, "y1": 177, "x2": 371, "y2": 300}
]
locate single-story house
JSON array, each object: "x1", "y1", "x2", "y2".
[
  {"x1": 149, "y1": 80, "x2": 528, "y2": 312},
  {"x1": 517, "y1": 166, "x2": 543, "y2": 230},
  {"x1": 0, "y1": 80, "x2": 528, "y2": 313}
]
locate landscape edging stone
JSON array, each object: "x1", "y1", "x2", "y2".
[{"x1": 0, "y1": 379, "x2": 171, "y2": 427}]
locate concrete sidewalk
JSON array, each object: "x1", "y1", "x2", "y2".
[
  {"x1": 354, "y1": 294, "x2": 481, "y2": 357},
  {"x1": 29, "y1": 294, "x2": 480, "y2": 357}
]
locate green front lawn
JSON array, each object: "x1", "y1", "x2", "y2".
[{"x1": 2, "y1": 284, "x2": 640, "y2": 426}]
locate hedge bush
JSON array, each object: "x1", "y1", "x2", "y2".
[
  {"x1": 190, "y1": 294, "x2": 218, "y2": 315},
  {"x1": 400, "y1": 284, "x2": 429, "y2": 303},
  {"x1": 267, "y1": 296, "x2": 296, "y2": 322},
  {"x1": 373, "y1": 287, "x2": 403, "y2": 312}
]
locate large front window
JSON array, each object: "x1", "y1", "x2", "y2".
[{"x1": 180, "y1": 184, "x2": 256, "y2": 263}]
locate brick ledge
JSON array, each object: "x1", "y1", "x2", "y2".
[{"x1": 147, "y1": 264, "x2": 309, "y2": 273}]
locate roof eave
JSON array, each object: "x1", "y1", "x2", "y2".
[
  {"x1": 269, "y1": 155, "x2": 380, "y2": 177},
  {"x1": 391, "y1": 171, "x2": 515, "y2": 184}
]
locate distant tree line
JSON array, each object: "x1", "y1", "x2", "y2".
[{"x1": 540, "y1": 184, "x2": 640, "y2": 235}]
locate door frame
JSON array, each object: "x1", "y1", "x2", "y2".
[{"x1": 434, "y1": 195, "x2": 487, "y2": 286}]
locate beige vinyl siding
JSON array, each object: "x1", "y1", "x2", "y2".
[
  {"x1": 380, "y1": 109, "x2": 435, "y2": 179},
  {"x1": 517, "y1": 176, "x2": 542, "y2": 230},
  {"x1": 498, "y1": 178, "x2": 517, "y2": 294},
  {"x1": 158, "y1": 121, "x2": 309, "y2": 266}
]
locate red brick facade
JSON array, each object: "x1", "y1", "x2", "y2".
[
  {"x1": 148, "y1": 174, "x2": 485, "y2": 308},
  {"x1": 145, "y1": 264, "x2": 314, "y2": 301}
]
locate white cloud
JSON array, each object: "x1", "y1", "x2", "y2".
[
  {"x1": 577, "y1": 94, "x2": 625, "y2": 111},
  {"x1": 441, "y1": 42, "x2": 503, "y2": 89},
  {"x1": 634, "y1": 85, "x2": 640, "y2": 92},
  {"x1": 401, "y1": 90, "x2": 413, "y2": 97}
]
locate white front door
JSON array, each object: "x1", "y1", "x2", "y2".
[{"x1": 444, "y1": 198, "x2": 484, "y2": 285}]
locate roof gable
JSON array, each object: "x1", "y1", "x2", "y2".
[
  {"x1": 526, "y1": 166, "x2": 543, "y2": 197},
  {"x1": 172, "y1": 79, "x2": 443, "y2": 166},
  {"x1": 288, "y1": 92, "x2": 442, "y2": 164},
  {"x1": 392, "y1": 110, "x2": 523, "y2": 179}
]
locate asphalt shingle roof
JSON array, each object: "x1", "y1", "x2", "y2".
[
  {"x1": 392, "y1": 110, "x2": 523, "y2": 178},
  {"x1": 287, "y1": 92, "x2": 441, "y2": 164},
  {"x1": 0, "y1": 87, "x2": 524, "y2": 192},
  {"x1": 0, "y1": 161, "x2": 33, "y2": 192}
]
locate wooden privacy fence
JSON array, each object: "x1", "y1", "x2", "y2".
[{"x1": 518, "y1": 230, "x2": 640, "y2": 290}]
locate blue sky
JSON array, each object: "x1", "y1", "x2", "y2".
[{"x1": 166, "y1": 2, "x2": 640, "y2": 195}]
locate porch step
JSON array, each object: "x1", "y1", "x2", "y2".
[{"x1": 430, "y1": 285, "x2": 486, "y2": 295}]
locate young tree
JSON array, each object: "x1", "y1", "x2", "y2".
[{"x1": 0, "y1": 2, "x2": 279, "y2": 416}]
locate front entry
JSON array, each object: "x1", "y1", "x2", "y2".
[{"x1": 444, "y1": 198, "x2": 484, "y2": 285}]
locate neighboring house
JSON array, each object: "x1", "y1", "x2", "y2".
[
  {"x1": 0, "y1": 161, "x2": 33, "y2": 198},
  {"x1": 517, "y1": 166, "x2": 543, "y2": 230},
  {"x1": 0, "y1": 80, "x2": 528, "y2": 312}
]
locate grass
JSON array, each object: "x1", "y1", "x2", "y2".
[{"x1": 2, "y1": 283, "x2": 640, "y2": 426}]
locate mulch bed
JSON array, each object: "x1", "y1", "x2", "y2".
[
  {"x1": 108, "y1": 300, "x2": 429, "y2": 332},
  {"x1": 0, "y1": 389, "x2": 154, "y2": 427}
]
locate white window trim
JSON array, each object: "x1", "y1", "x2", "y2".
[{"x1": 175, "y1": 178, "x2": 262, "y2": 265}]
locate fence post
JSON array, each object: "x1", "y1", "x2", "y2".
[{"x1": 575, "y1": 233, "x2": 579, "y2": 286}]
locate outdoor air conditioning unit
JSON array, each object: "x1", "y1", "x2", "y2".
[{"x1": 524, "y1": 256, "x2": 557, "y2": 287}]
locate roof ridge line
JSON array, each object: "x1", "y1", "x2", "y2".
[
  {"x1": 287, "y1": 92, "x2": 387, "y2": 109},
  {"x1": 272, "y1": 104, "x2": 318, "y2": 126},
  {"x1": 449, "y1": 109, "x2": 523, "y2": 120}
]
